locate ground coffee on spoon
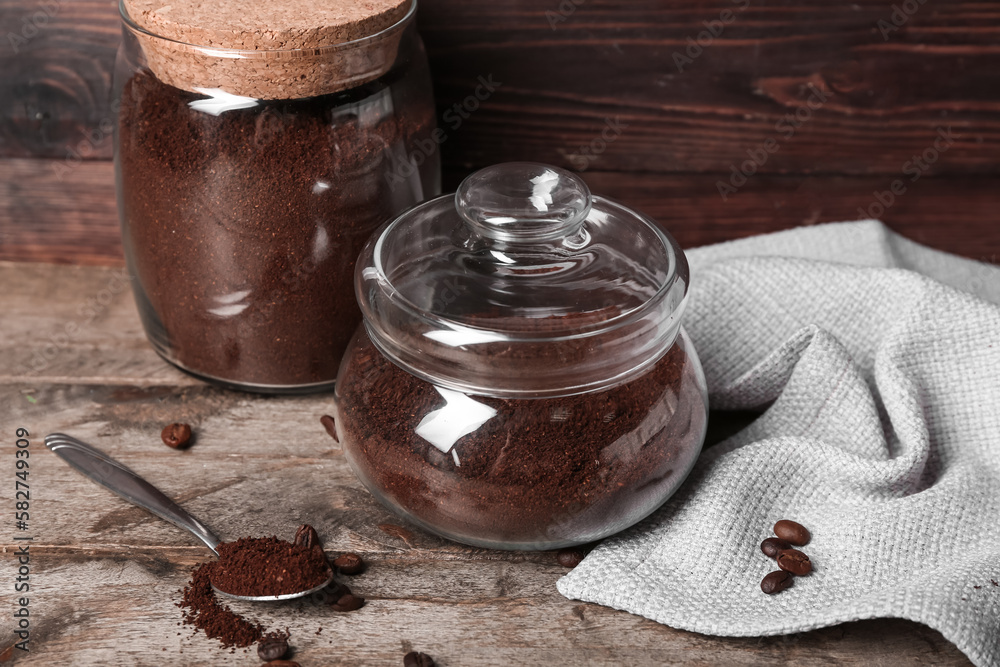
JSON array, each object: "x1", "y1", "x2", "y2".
[
  {"x1": 177, "y1": 526, "x2": 338, "y2": 649},
  {"x1": 211, "y1": 537, "x2": 330, "y2": 598}
]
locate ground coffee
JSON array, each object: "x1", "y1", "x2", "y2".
[
  {"x1": 335, "y1": 331, "x2": 707, "y2": 548},
  {"x1": 211, "y1": 536, "x2": 331, "y2": 597},
  {"x1": 117, "y1": 66, "x2": 436, "y2": 389},
  {"x1": 178, "y1": 562, "x2": 287, "y2": 649},
  {"x1": 178, "y1": 528, "x2": 332, "y2": 648}
]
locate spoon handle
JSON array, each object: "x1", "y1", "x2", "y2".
[{"x1": 45, "y1": 433, "x2": 221, "y2": 555}]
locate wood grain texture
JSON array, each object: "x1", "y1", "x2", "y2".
[
  {"x1": 0, "y1": 159, "x2": 122, "y2": 266},
  {"x1": 1, "y1": 0, "x2": 998, "y2": 267},
  {"x1": 1, "y1": 0, "x2": 999, "y2": 175},
  {"x1": 0, "y1": 551, "x2": 972, "y2": 666},
  {"x1": 577, "y1": 171, "x2": 1000, "y2": 263},
  {"x1": 419, "y1": 0, "x2": 1000, "y2": 175},
  {"x1": 0, "y1": 261, "x2": 977, "y2": 666},
  {"x1": 2, "y1": 159, "x2": 999, "y2": 266},
  {"x1": 0, "y1": 0, "x2": 118, "y2": 159}
]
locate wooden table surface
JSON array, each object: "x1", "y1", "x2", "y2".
[{"x1": 0, "y1": 260, "x2": 974, "y2": 666}]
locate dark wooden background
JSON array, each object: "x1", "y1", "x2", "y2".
[{"x1": 1, "y1": 0, "x2": 999, "y2": 265}]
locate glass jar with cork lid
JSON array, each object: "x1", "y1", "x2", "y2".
[
  {"x1": 113, "y1": 0, "x2": 439, "y2": 392},
  {"x1": 332, "y1": 163, "x2": 709, "y2": 550}
]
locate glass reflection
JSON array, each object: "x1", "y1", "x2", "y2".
[{"x1": 414, "y1": 386, "x2": 498, "y2": 465}]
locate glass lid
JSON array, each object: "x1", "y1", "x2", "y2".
[{"x1": 355, "y1": 162, "x2": 690, "y2": 398}]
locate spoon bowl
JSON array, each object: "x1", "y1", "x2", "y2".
[
  {"x1": 212, "y1": 572, "x2": 334, "y2": 602},
  {"x1": 45, "y1": 433, "x2": 334, "y2": 601}
]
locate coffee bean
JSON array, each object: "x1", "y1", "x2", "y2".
[
  {"x1": 404, "y1": 651, "x2": 436, "y2": 667},
  {"x1": 160, "y1": 423, "x2": 192, "y2": 449},
  {"x1": 557, "y1": 548, "x2": 585, "y2": 568},
  {"x1": 330, "y1": 593, "x2": 365, "y2": 612},
  {"x1": 314, "y1": 544, "x2": 328, "y2": 564},
  {"x1": 320, "y1": 414, "x2": 339, "y2": 442},
  {"x1": 760, "y1": 537, "x2": 792, "y2": 559},
  {"x1": 760, "y1": 570, "x2": 793, "y2": 594},
  {"x1": 293, "y1": 524, "x2": 321, "y2": 550},
  {"x1": 773, "y1": 520, "x2": 810, "y2": 546},
  {"x1": 776, "y1": 549, "x2": 812, "y2": 576},
  {"x1": 334, "y1": 552, "x2": 365, "y2": 575},
  {"x1": 257, "y1": 637, "x2": 289, "y2": 661},
  {"x1": 322, "y1": 581, "x2": 351, "y2": 604}
]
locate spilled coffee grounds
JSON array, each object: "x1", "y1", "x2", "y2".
[
  {"x1": 178, "y1": 531, "x2": 329, "y2": 648},
  {"x1": 179, "y1": 561, "x2": 276, "y2": 649}
]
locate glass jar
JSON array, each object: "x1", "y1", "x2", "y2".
[
  {"x1": 333, "y1": 163, "x2": 708, "y2": 550},
  {"x1": 113, "y1": 0, "x2": 439, "y2": 392}
]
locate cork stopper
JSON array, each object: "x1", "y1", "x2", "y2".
[{"x1": 122, "y1": 0, "x2": 414, "y2": 100}]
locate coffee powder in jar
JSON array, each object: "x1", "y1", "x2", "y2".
[
  {"x1": 115, "y1": 0, "x2": 439, "y2": 391},
  {"x1": 336, "y1": 327, "x2": 706, "y2": 547},
  {"x1": 333, "y1": 163, "x2": 710, "y2": 549}
]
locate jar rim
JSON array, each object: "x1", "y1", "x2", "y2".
[{"x1": 119, "y1": 0, "x2": 417, "y2": 57}]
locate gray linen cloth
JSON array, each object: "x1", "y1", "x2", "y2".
[{"x1": 557, "y1": 220, "x2": 1000, "y2": 666}]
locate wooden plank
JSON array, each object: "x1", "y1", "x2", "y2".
[
  {"x1": 0, "y1": 0, "x2": 118, "y2": 159},
  {"x1": 0, "y1": 551, "x2": 971, "y2": 665},
  {"x1": 0, "y1": 386, "x2": 972, "y2": 664},
  {"x1": 579, "y1": 170, "x2": 1000, "y2": 263},
  {"x1": 0, "y1": 159, "x2": 122, "y2": 266},
  {"x1": 2, "y1": 159, "x2": 999, "y2": 267},
  {"x1": 419, "y1": 0, "x2": 1000, "y2": 175},
  {"x1": 0, "y1": 262, "x2": 976, "y2": 664},
  {"x1": 0, "y1": 260, "x2": 189, "y2": 383},
  {"x1": 1, "y1": 0, "x2": 999, "y2": 175}
]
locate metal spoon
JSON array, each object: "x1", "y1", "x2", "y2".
[{"x1": 44, "y1": 432, "x2": 334, "y2": 601}]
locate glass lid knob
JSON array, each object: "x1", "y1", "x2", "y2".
[{"x1": 455, "y1": 162, "x2": 592, "y2": 243}]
